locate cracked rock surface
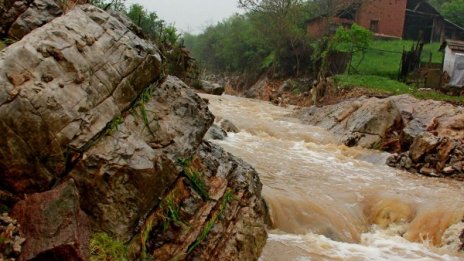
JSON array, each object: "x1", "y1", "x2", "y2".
[
  {"x1": 0, "y1": 5, "x2": 268, "y2": 261},
  {"x1": 0, "y1": 5, "x2": 162, "y2": 194}
]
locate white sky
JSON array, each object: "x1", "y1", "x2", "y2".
[{"x1": 125, "y1": 0, "x2": 243, "y2": 34}]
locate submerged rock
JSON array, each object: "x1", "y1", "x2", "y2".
[
  {"x1": 220, "y1": 119, "x2": 239, "y2": 133},
  {"x1": 205, "y1": 124, "x2": 228, "y2": 140}
]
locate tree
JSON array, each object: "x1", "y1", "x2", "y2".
[
  {"x1": 441, "y1": 0, "x2": 464, "y2": 27},
  {"x1": 90, "y1": 0, "x2": 126, "y2": 11},
  {"x1": 238, "y1": 0, "x2": 315, "y2": 75}
]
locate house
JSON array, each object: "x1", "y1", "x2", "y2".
[
  {"x1": 306, "y1": 0, "x2": 464, "y2": 42},
  {"x1": 440, "y1": 39, "x2": 464, "y2": 87}
]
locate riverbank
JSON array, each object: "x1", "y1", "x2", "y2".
[
  {"x1": 220, "y1": 75, "x2": 464, "y2": 180},
  {"x1": 201, "y1": 93, "x2": 464, "y2": 259}
]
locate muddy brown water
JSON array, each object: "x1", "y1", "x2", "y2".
[{"x1": 201, "y1": 94, "x2": 464, "y2": 260}]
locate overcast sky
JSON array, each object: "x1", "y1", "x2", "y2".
[{"x1": 125, "y1": 0, "x2": 242, "y2": 34}]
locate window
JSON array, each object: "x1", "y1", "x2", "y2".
[{"x1": 370, "y1": 20, "x2": 379, "y2": 33}]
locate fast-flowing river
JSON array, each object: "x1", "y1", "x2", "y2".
[{"x1": 200, "y1": 94, "x2": 464, "y2": 260}]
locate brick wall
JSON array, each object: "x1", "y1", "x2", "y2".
[{"x1": 356, "y1": 0, "x2": 408, "y2": 38}]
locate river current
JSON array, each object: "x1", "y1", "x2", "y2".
[{"x1": 200, "y1": 94, "x2": 464, "y2": 260}]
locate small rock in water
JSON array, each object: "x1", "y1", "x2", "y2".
[
  {"x1": 420, "y1": 167, "x2": 439, "y2": 176},
  {"x1": 442, "y1": 166, "x2": 455, "y2": 174},
  {"x1": 220, "y1": 119, "x2": 239, "y2": 133},
  {"x1": 205, "y1": 124, "x2": 227, "y2": 140}
]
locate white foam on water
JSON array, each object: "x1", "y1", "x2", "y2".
[
  {"x1": 202, "y1": 94, "x2": 464, "y2": 260},
  {"x1": 263, "y1": 226, "x2": 463, "y2": 261}
]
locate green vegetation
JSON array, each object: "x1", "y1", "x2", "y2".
[
  {"x1": 184, "y1": 0, "x2": 316, "y2": 76},
  {"x1": 441, "y1": 0, "x2": 464, "y2": 27},
  {"x1": 0, "y1": 203, "x2": 8, "y2": 213},
  {"x1": 428, "y1": 0, "x2": 464, "y2": 27},
  {"x1": 334, "y1": 74, "x2": 464, "y2": 103},
  {"x1": 162, "y1": 195, "x2": 183, "y2": 229},
  {"x1": 106, "y1": 115, "x2": 123, "y2": 135},
  {"x1": 178, "y1": 158, "x2": 210, "y2": 201},
  {"x1": 332, "y1": 39, "x2": 464, "y2": 103},
  {"x1": 187, "y1": 189, "x2": 234, "y2": 254},
  {"x1": 184, "y1": 167, "x2": 209, "y2": 201},
  {"x1": 333, "y1": 74, "x2": 413, "y2": 94},
  {"x1": 132, "y1": 86, "x2": 159, "y2": 138},
  {"x1": 90, "y1": 0, "x2": 198, "y2": 83},
  {"x1": 90, "y1": 233, "x2": 129, "y2": 261},
  {"x1": 0, "y1": 38, "x2": 15, "y2": 50},
  {"x1": 350, "y1": 40, "x2": 443, "y2": 79}
]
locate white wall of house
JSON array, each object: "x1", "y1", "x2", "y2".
[
  {"x1": 443, "y1": 46, "x2": 457, "y2": 77},
  {"x1": 450, "y1": 53, "x2": 464, "y2": 86}
]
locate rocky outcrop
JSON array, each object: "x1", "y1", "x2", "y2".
[
  {"x1": 0, "y1": 4, "x2": 268, "y2": 261},
  {"x1": 387, "y1": 135, "x2": 464, "y2": 179},
  {"x1": 11, "y1": 180, "x2": 90, "y2": 261},
  {"x1": 129, "y1": 142, "x2": 268, "y2": 260},
  {"x1": 69, "y1": 76, "x2": 214, "y2": 240},
  {"x1": 0, "y1": 5, "x2": 162, "y2": 194},
  {"x1": 200, "y1": 80, "x2": 225, "y2": 95},
  {"x1": 0, "y1": 0, "x2": 88, "y2": 40},
  {"x1": 295, "y1": 97, "x2": 402, "y2": 148},
  {"x1": 295, "y1": 94, "x2": 464, "y2": 178}
]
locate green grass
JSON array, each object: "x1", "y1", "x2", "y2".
[
  {"x1": 90, "y1": 233, "x2": 128, "y2": 261},
  {"x1": 351, "y1": 40, "x2": 443, "y2": 79},
  {"x1": 336, "y1": 39, "x2": 463, "y2": 104},
  {"x1": 0, "y1": 41, "x2": 5, "y2": 51},
  {"x1": 334, "y1": 74, "x2": 464, "y2": 104},
  {"x1": 184, "y1": 168, "x2": 210, "y2": 201},
  {"x1": 334, "y1": 74, "x2": 412, "y2": 94},
  {"x1": 187, "y1": 189, "x2": 233, "y2": 254},
  {"x1": 178, "y1": 158, "x2": 210, "y2": 201}
]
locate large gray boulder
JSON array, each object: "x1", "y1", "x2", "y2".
[
  {"x1": 295, "y1": 97, "x2": 402, "y2": 148},
  {"x1": 0, "y1": 5, "x2": 162, "y2": 194},
  {"x1": 0, "y1": 5, "x2": 269, "y2": 261},
  {"x1": 70, "y1": 76, "x2": 214, "y2": 240}
]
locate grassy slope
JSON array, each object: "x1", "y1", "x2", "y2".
[
  {"x1": 350, "y1": 40, "x2": 443, "y2": 79},
  {"x1": 334, "y1": 74, "x2": 464, "y2": 103},
  {"x1": 334, "y1": 40, "x2": 463, "y2": 104}
]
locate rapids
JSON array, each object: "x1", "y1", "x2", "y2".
[{"x1": 201, "y1": 94, "x2": 464, "y2": 260}]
